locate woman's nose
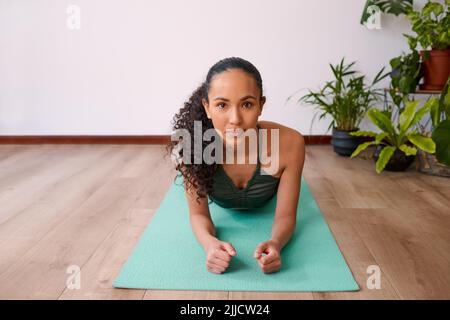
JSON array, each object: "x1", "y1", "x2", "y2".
[{"x1": 229, "y1": 106, "x2": 242, "y2": 125}]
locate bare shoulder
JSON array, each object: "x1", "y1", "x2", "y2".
[
  {"x1": 257, "y1": 121, "x2": 304, "y2": 176},
  {"x1": 258, "y1": 120, "x2": 304, "y2": 146}
]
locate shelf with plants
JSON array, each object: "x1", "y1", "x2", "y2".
[
  {"x1": 404, "y1": 0, "x2": 450, "y2": 91},
  {"x1": 349, "y1": 0, "x2": 450, "y2": 176}
]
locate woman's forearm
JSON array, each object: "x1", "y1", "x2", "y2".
[
  {"x1": 189, "y1": 214, "x2": 218, "y2": 251},
  {"x1": 270, "y1": 215, "x2": 296, "y2": 251}
]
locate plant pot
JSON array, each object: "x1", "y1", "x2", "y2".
[
  {"x1": 417, "y1": 149, "x2": 450, "y2": 178},
  {"x1": 331, "y1": 127, "x2": 362, "y2": 157},
  {"x1": 373, "y1": 145, "x2": 416, "y2": 172},
  {"x1": 419, "y1": 49, "x2": 450, "y2": 91}
]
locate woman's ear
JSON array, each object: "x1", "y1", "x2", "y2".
[
  {"x1": 260, "y1": 96, "x2": 266, "y2": 106},
  {"x1": 202, "y1": 98, "x2": 211, "y2": 119},
  {"x1": 259, "y1": 96, "x2": 266, "y2": 115}
]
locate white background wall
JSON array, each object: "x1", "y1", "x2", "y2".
[{"x1": 0, "y1": 0, "x2": 426, "y2": 135}]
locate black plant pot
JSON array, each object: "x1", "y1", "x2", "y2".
[
  {"x1": 373, "y1": 145, "x2": 416, "y2": 172},
  {"x1": 331, "y1": 127, "x2": 362, "y2": 157}
]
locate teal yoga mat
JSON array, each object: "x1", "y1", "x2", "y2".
[{"x1": 113, "y1": 176, "x2": 359, "y2": 292}]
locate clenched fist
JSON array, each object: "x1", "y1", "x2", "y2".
[
  {"x1": 205, "y1": 239, "x2": 237, "y2": 274},
  {"x1": 254, "y1": 240, "x2": 282, "y2": 274}
]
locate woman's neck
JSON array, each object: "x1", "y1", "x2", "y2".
[{"x1": 222, "y1": 126, "x2": 259, "y2": 165}]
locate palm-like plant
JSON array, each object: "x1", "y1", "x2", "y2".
[
  {"x1": 294, "y1": 57, "x2": 388, "y2": 132},
  {"x1": 350, "y1": 99, "x2": 436, "y2": 173}
]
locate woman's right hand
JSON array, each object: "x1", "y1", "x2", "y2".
[{"x1": 205, "y1": 239, "x2": 237, "y2": 274}]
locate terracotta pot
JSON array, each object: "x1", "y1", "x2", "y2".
[{"x1": 420, "y1": 49, "x2": 450, "y2": 91}]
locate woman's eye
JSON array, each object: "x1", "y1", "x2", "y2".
[{"x1": 216, "y1": 102, "x2": 252, "y2": 109}]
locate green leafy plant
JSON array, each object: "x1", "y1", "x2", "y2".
[
  {"x1": 361, "y1": 0, "x2": 413, "y2": 24},
  {"x1": 430, "y1": 76, "x2": 450, "y2": 165},
  {"x1": 350, "y1": 99, "x2": 436, "y2": 173},
  {"x1": 290, "y1": 57, "x2": 388, "y2": 132},
  {"x1": 389, "y1": 50, "x2": 423, "y2": 108},
  {"x1": 404, "y1": 0, "x2": 450, "y2": 51},
  {"x1": 430, "y1": 76, "x2": 450, "y2": 126},
  {"x1": 432, "y1": 121, "x2": 450, "y2": 165}
]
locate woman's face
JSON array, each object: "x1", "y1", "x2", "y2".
[{"x1": 202, "y1": 68, "x2": 265, "y2": 148}]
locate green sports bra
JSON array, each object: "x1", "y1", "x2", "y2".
[{"x1": 208, "y1": 124, "x2": 281, "y2": 210}]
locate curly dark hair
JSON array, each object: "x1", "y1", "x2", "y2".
[{"x1": 164, "y1": 57, "x2": 264, "y2": 204}]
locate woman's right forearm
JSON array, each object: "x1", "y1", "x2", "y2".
[{"x1": 189, "y1": 214, "x2": 218, "y2": 250}]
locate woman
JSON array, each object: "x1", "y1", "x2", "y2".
[{"x1": 166, "y1": 57, "x2": 305, "y2": 275}]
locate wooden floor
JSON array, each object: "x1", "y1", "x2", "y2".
[{"x1": 0, "y1": 144, "x2": 449, "y2": 300}]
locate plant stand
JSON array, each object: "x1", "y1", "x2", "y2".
[{"x1": 417, "y1": 150, "x2": 450, "y2": 178}]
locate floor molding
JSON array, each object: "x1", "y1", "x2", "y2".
[{"x1": 0, "y1": 135, "x2": 334, "y2": 145}]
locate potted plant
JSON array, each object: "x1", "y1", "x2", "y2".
[
  {"x1": 417, "y1": 76, "x2": 450, "y2": 176},
  {"x1": 290, "y1": 57, "x2": 388, "y2": 157},
  {"x1": 350, "y1": 99, "x2": 436, "y2": 173},
  {"x1": 360, "y1": 0, "x2": 413, "y2": 25},
  {"x1": 389, "y1": 49, "x2": 423, "y2": 108},
  {"x1": 404, "y1": 0, "x2": 450, "y2": 90}
]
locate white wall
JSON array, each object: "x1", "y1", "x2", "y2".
[{"x1": 0, "y1": 0, "x2": 422, "y2": 135}]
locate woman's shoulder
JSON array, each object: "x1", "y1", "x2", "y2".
[
  {"x1": 257, "y1": 121, "x2": 304, "y2": 177},
  {"x1": 257, "y1": 120, "x2": 304, "y2": 143}
]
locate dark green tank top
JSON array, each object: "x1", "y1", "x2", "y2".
[{"x1": 209, "y1": 124, "x2": 280, "y2": 210}]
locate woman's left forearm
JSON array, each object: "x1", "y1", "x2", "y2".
[{"x1": 270, "y1": 215, "x2": 296, "y2": 251}]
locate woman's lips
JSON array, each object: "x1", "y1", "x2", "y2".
[{"x1": 225, "y1": 129, "x2": 244, "y2": 137}]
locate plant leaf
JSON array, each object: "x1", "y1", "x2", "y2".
[
  {"x1": 351, "y1": 141, "x2": 377, "y2": 158},
  {"x1": 439, "y1": 76, "x2": 450, "y2": 119},
  {"x1": 376, "y1": 132, "x2": 389, "y2": 143},
  {"x1": 432, "y1": 120, "x2": 450, "y2": 166},
  {"x1": 412, "y1": 97, "x2": 438, "y2": 128},
  {"x1": 368, "y1": 108, "x2": 395, "y2": 135},
  {"x1": 407, "y1": 134, "x2": 436, "y2": 154},
  {"x1": 372, "y1": 66, "x2": 390, "y2": 85},
  {"x1": 349, "y1": 131, "x2": 378, "y2": 137},
  {"x1": 399, "y1": 100, "x2": 419, "y2": 134},
  {"x1": 399, "y1": 144, "x2": 417, "y2": 156},
  {"x1": 376, "y1": 0, "x2": 413, "y2": 16},
  {"x1": 376, "y1": 146, "x2": 396, "y2": 173}
]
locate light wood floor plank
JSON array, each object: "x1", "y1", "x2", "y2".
[
  {"x1": 58, "y1": 208, "x2": 154, "y2": 300},
  {"x1": 0, "y1": 146, "x2": 127, "y2": 274},
  {"x1": 310, "y1": 199, "x2": 400, "y2": 300},
  {"x1": 0, "y1": 146, "x2": 157, "y2": 298},
  {"x1": 0, "y1": 145, "x2": 111, "y2": 225}
]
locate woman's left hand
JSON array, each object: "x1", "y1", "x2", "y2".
[{"x1": 253, "y1": 240, "x2": 282, "y2": 274}]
